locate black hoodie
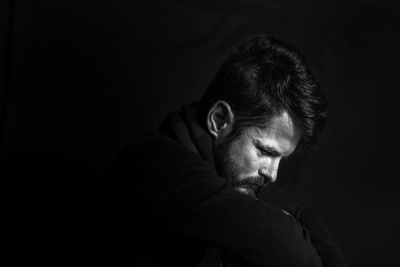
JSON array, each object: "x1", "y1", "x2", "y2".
[{"x1": 95, "y1": 103, "x2": 345, "y2": 267}]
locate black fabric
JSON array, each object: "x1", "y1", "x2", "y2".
[{"x1": 94, "y1": 103, "x2": 346, "y2": 267}]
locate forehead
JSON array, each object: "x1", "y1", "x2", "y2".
[{"x1": 246, "y1": 112, "x2": 301, "y2": 154}]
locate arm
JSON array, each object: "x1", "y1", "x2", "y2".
[
  {"x1": 125, "y1": 134, "x2": 323, "y2": 267},
  {"x1": 294, "y1": 205, "x2": 346, "y2": 267},
  {"x1": 260, "y1": 186, "x2": 346, "y2": 267}
]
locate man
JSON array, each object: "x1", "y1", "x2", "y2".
[{"x1": 95, "y1": 34, "x2": 345, "y2": 266}]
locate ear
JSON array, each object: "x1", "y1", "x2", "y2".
[{"x1": 206, "y1": 101, "x2": 234, "y2": 139}]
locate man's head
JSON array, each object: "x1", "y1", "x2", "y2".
[{"x1": 199, "y1": 34, "x2": 329, "y2": 198}]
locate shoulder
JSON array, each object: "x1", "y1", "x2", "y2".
[
  {"x1": 124, "y1": 130, "x2": 201, "y2": 161},
  {"x1": 109, "y1": 131, "x2": 214, "y2": 177}
]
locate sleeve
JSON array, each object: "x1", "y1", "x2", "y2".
[
  {"x1": 124, "y1": 135, "x2": 324, "y2": 267},
  {"x1": 294, "y1": 205, "x2": 346, "y2": 267},
  {"x1": 259, "y1": 186, "x2": 346, "y2": 267}
]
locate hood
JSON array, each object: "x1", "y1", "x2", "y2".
[{"x1": 158, "y1": 102, "x2": 215, "y2": 169}]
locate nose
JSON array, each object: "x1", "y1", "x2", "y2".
[{"x1": 259, "y1": 159, "x2": 280, "y2": 184}]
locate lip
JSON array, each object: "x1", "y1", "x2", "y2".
[
  {"x1": 234, "y1": 185, "x2": 258, "y2": 199},
  {"x1": 239, "y1": 184, "x2": 258, "y2": 190}
]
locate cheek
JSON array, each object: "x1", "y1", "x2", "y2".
[{"x1": 231, "y1": 145, "x2": 259, "y2": 173}]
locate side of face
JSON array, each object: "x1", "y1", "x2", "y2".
[{"x1": 207, "y1": 101, "x2": 301, "y2": 198}]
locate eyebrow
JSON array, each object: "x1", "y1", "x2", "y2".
[{"x1": 254, "y1": 140, "x2": 282, "y2": 157}]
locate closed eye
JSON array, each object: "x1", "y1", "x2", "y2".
[{"x1": 258, "y1": 147, "x2": 280, "y2": 157}]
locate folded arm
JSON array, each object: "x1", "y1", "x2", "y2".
[{"x1": 118, "y1": 134, "x2": 339, "y2": 266}]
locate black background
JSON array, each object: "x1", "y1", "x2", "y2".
[{"x1": 1, "y1": 0, "x2": 400, "y2": 266}]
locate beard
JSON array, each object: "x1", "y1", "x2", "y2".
[
  {"x1": 213, "y1": 135, "x2": 239, "y2": 186},
  {"x1": 213, "y1": 135, "x2": 266, "y2": 199}
]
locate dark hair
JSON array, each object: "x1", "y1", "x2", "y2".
[{"x1": 199, "y1": 34, "x2": 329, "y2": 145}]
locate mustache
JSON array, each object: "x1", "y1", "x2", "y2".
[{"x1": 232, "y1": 176, "x2": 267, "y2": 188}]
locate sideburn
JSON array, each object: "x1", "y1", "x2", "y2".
[{"x1": 213, "y1": 132, "x2": 241, "y2": 186}]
